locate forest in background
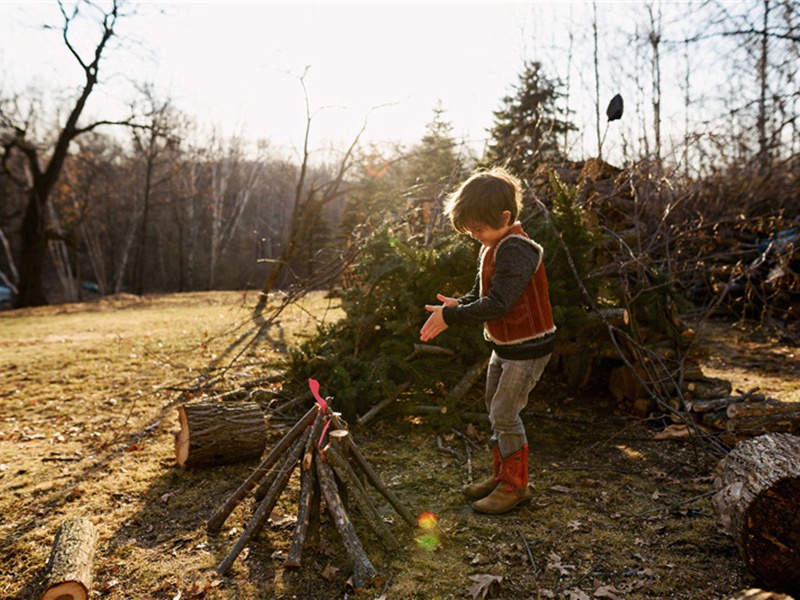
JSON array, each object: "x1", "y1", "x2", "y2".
[{"x1": 0, "y1": 0, "x2": 798, "y2": 311}]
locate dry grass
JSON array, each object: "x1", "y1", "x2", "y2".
[{"x1": 0, "y1": 291, "x2": 787, "y2": 599}]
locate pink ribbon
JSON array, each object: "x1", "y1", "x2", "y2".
[
  {"x1": 308, "y1": 378, "x2": 328, "y2": 412},
  {"x1": 308, "y1": 378, "x2": 331, "y2": 452}
]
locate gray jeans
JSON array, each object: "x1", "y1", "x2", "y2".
[{"x1": 485, "y1": 351, "x2": 551, "y2": 458}]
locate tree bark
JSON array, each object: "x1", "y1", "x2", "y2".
[
  {"x1": 39, "y1": 516, "x2": 97, "y2": 600},
  {"x1": 216, "y1": 428, "x2": 308, "y2": 576},
  {"x1": 315, "y1": 452, "x2": 382, "y2": 591},
  {"x1": 175, "y1": 401, "x2": 268, "y2": 468},
  {"x1": 713, "y1": 433, "x2": 800, "y2": 592},
  {"x1": 325, "y1": 439, "x2": 400, "y2": 551}
]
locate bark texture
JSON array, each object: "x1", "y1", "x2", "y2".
[
  {"x1": 175, "y1": 401, "x2": 268, "y2": 468},
  {"x1": 713, "y1": 433, "x2": 800, "y2": 593},
  {"x1": 40, "y1": 516, "x2": 97, "y2": 600}
]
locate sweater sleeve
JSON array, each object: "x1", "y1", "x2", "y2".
[{"x1": 442, "y1": 239, "x2": 540, "y2": 326}]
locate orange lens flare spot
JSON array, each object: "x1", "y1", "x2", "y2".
[
  {"x1": 364, "y1": 154, "x2": 389, "y2": 178},
  {"x1": 417, "y1": 511, "x2": 438, "y2": 530}
]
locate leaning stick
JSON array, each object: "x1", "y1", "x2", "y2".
[
  {"x1": 284, "y1": 412, "x2": 325, "y2": 568},
  {"x1": 326, "y1": 436, "x2": 400, "y2": 551},
  {"x1": 208, "y1": 404, "x2": 318, "y2": 533},
  {"x1": 253, "y1": 432, "x2": 306, "y2": 502},
  {"x1": 328, "y1": 412, "x2": 415, "y2": 528},
  {"x1": 315, "y1": 452, "x2": 382, "y2": 591},
  {"x1": 285, "y1": 450, "x2": 319, "y2": 568},
  {"x1": 216, "y1": 428, "x2": 309, "y2": 575}
]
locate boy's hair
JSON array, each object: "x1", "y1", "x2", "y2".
[{"x1": 445, "y1": 167, "x2": 523, "y2": 233}]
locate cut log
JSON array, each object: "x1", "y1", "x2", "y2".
[
  {"x1": 404, "y1": 343, "x2": 456, "y2": 361},
  {"x1": 207, "y1": 405, "x2": 318, "y2": 533},
  {"x1": 444, "y1": 358, "x2": 489, "y2": 405},
  {"x1": 727, "y1": 401, "x2": 800, "y2": 420},
  {"x1": 357, "y1": 382, "x2": 410, "y2": 426},
  {"x1": 40, "y1": 516, "x2": 97, "y2": 600},
  {"x1": 175, "y1": 401, "x2": 268, "y2": 468},
  {"x1": 712, "y1": 433, "x2": 800, "y2": 592},
  {"x1": 725, "y1": 590, "x2": 796, "y2": 600},
  {"x1": 726, "y1": 412, "x2": 800, "y2": 434}
]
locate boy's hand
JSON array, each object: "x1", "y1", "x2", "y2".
[
  {"x1": 420, "y1": 294, "x2": 456, "y2": 341},
  {"x1": 435, "y1": 294, "x2": 459, "y2": 308}
]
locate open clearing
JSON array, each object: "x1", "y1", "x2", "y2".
[{"x1": 1, "y1": 291, "x2": 797, "y2": 599}]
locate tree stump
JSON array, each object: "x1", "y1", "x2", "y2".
[
  {"x1": 726, "y1": 589, "x2": 795, "y2": 600},
  {"x1": 713, "y1": 433, "x2": 800, "y2": 593},
  {"x1": 175, "y1": 401, "x2": 268, "y2": 468},
  {"x1": 40, "y1": 516, "x2": 97, "y2": 600}
]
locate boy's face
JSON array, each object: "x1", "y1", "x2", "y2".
[{"x1": 464, "y1": 211, "x2": 512, "y2": 247}]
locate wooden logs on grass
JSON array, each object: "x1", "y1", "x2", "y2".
[
  {"x1": 207, "y1": 405, "x2": 318, "y2": 533},
  {"x1": 712, "y1": 433, "x2": 800, "y2": 593},
  {"x1": 175, "y1": 401, "x2": 268, "y2": 468},
  {"x1": 208, "y1": 394, "x2": 413, "y2": 588},
  {"x1": 39, "y1": 516, "x2": 97, "y2": 600}
]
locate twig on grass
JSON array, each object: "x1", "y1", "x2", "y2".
[
  {"x1": 512, "y1": 518, "x2": 539, "y2": 576},
  {"x1": 632, "y1": 489, "x2": 716, "y2": 518}
]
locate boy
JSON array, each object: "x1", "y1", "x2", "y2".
[{"x1": 419, "y1": 167, "x2": 556, "y2": 514}]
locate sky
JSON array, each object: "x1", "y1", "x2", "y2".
[{"x1": 0, "y1": 1, "x2": 681, "y2": 162}]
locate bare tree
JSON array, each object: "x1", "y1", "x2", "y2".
[
  {"x1": 254, "y1": 69, "x2": 365, "y2": 314},
  {"x1": 648, "y1": 1, "x2": 663, "y2": 163},
  {"x1": 0, "y1": 0, "x2": 132, "y2": 307}
]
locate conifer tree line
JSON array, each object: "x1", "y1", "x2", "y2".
[{"x1": 1, "y1": 0, "x2": 798, "y2": 308}]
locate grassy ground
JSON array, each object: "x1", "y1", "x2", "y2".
[{"x1": 0, "y1": 291, "x2": 794, "y2": 599}]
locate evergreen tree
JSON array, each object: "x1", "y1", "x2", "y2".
[{"x1": 485, "y1": 61, "x2": 576, "y2": 178}]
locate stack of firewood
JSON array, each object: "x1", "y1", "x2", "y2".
[
  {"x1": 205, "y1": 380, "x2": 416, "y2": 592},
  {"x1": 687, "y1": 389, "x2": 800, "y2": 438}
]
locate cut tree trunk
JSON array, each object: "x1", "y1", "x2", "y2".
[
  {"x1": 725, "y1": 589, "x2": 795, "y2": 600},
  {"x1": 712, "y1": 433, "x2": 800, "y2": 593},
  {"x1": 175, "y1": 401, "x2": 268, "y2": 468},
  {"x1": 39, "y1": 516, "x2": 97, "y2": 600}
]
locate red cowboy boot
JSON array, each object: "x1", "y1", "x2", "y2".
[
  {"x1": 472, "y1": 445, "x2": 531, "y2": 514},
  {"x1": 463, "y1": 444, "x2": 502, "y2": 499}
]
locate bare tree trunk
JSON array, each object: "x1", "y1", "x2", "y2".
[
  {"x1": 4, "y1": 1, "x2": 122, "y2": 307},
  {"x1": 757, "y1": 0, "x2": 771, "y2": 172},
  {"x1": 648, "y1": 2, "x2": 663, "y2": 164},
  {"x1": 593, "y1": 0, "x2": 601, "y2": 159}
]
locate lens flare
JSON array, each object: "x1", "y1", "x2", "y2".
[
  {"x1": 364, "y1": 154, "x2": 389, "y2": 178},
  {"x1": 415, "y1": 512, "x2": 440, "y2": 551}
]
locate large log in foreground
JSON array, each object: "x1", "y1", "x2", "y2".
[
  {"x1": 175, "y1": 401, "x2": 268, "y2": 468},
  {"x1": 713, "y1": 433, "x2": 800, "y2": 593},
  {"x1": 39, "y1": 516, "x2": 97, "y2": 600}
]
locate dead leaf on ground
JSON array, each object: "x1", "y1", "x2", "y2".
[
  {"x1": 594, "y1": 582, "x2": 625, "y2": 599},
  {"x1": 546, "y1": 552, "x2": 575, "y2": 575},
  {"x1": 321, "y1": 563, "x2": 339, "y2": 581},
  {"x1": 467, "y1": 573, "x2": 503, "y2": 599}
]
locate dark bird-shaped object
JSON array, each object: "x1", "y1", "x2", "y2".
[{"x1": 606, "y1": 94, "x2": 624, "y2": 121}]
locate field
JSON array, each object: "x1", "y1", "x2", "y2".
[{"x1": 1, "y1": 291, "x2": 797, "y2": 599}]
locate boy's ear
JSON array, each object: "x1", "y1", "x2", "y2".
[{"x1": 502, "y1": 210, "x2": 512, "y2": 226}]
